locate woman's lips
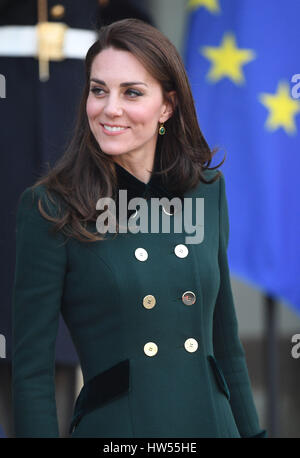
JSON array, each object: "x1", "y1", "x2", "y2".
[{"x1": 100, "y1": 123, "x2": 129, "y2": 136}]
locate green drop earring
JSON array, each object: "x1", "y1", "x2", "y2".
[{"x1": 159, "y1": 122, "x2": 166, "y2": 135}]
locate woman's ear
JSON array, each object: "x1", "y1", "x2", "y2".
[{"x1": 160, "y1": 90, "x2": 177, "y2": 123}]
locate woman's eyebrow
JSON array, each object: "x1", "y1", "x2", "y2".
[{"x1": 90, "y1": 78, "x2": 148, "y2": 87}]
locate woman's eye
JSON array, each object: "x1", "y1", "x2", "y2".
[
  {"x1": 90, "y1": 87, "x2": 104, "y2": 96},
  {"x1": 126, "y1": 89, "x2": 142, "y2": 97},
  {"x1": 89, "y1": 87, "x2": 142, "y2": 97}
]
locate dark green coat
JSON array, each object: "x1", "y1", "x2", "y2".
[{"x1": 12, "y1": 164, "x2": 265, "y2": 438}]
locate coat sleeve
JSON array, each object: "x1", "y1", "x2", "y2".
[
  {"x1": 212, "y1": 173, "x2": 266, "y2": 438},
  {"x1": 12, "y1": 186, "x2": 67, "y2": 437}
]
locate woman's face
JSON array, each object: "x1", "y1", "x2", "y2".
[{"x1": 86, "y1": 47, "x2": 173, "y2": 160}]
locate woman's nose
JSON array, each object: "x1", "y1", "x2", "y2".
[{"x1": 103, "y1": 94, "x2": 123, "y2": 117}]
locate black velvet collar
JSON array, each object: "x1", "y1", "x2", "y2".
[
  {"x1": 113, "y1": 151, "x2": 179, "y2": 201},
  {"x1": 113, "y1": 152, "x2": 182, "y2": 219}
]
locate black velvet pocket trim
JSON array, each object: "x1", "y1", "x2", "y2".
[
  {"x1": 69, "y1": 359, "x2": 130, "y2": 434},
  {"x1": 208, "y1": 355, "x2": 231, "y2": 401}
]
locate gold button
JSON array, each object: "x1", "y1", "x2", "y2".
[
  {"x1": 184, "y1": 338, "x2": 198, "y2": 353},
  {"x1": 50, "y1": 4, "x2": 65, "y2": 19},
  {"x1": 143, "y1": 295, "x2": 156, "y2": 309},
  {"x1": 144, "y1": 342, "x2": 158, "y2": 357},
  {"x1": 174, "y1": 244, "x2": 189, "y2": 258},
  {"x1": 182, "y1": 291, "x2": 196, "y2": 305},
  {"x1": 135, "y1": 247, "x2": 148, "y2": 262}
]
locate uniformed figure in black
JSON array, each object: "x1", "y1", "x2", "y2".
[{"x1": 0, "y1": 0, "x2": 153, "y2": 437}]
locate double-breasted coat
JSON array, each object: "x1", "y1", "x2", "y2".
[
  {"x1": 12, "y1": 157, "x2": 266, "y2": 438},
  {"x1": 0, "y1": 0, "x2": 153, "y2": 364}
]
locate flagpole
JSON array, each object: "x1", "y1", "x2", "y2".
[{"x1": 264, "y1": 294, "x2": 280, "y2": 437}]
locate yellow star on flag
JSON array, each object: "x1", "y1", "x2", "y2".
[
  {"x1": 201, "y1": 33, "x2": 256, "y2": 84},
  {"x1": 187, "y1": 0, "x2": 220, "y2": 13},
  {"x1": 259, "y1": 81, "x2": 300, "y2": 135}
]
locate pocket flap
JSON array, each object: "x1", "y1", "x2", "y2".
[{"x1": 69, "y1": 359, "x2": 130, "y2": 434}]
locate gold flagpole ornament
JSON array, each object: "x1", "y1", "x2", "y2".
[{"x1": 37, "y1": 0, "x2": 68, "y2": 81}]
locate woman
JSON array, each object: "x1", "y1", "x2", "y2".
[{"x1": 12, "y1": 18, "x2": 265, "y2": 438}]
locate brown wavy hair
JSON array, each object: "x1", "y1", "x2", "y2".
[{"x1": 32, "y1": 18, "x2": 225, "y2": 243}]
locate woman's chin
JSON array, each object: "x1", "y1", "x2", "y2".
[{"x1": 100, "y1": 148, "x2": 128, "y2": 157}]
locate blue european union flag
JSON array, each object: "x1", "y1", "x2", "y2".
[{"x1": 184, "y1": 0, "x2": 300, "y2": 314}]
